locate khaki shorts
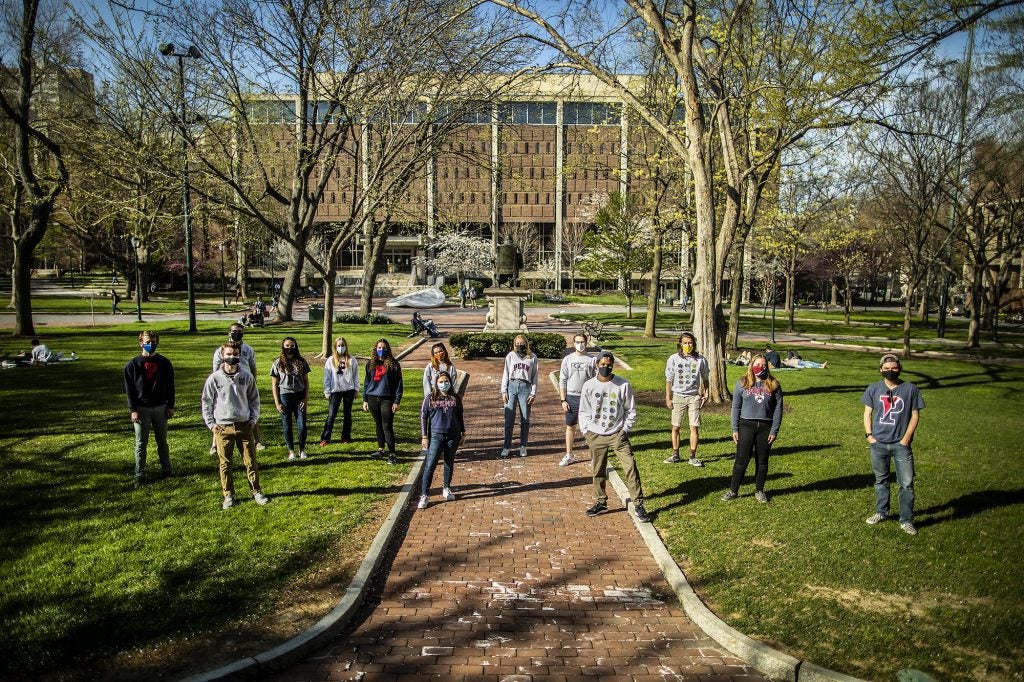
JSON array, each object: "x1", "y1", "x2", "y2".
[{"x1": 671, "y1": 394, "x2": 702, "y2": 428}]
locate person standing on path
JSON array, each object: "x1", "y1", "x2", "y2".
[
  {"x1": 201, "y1": 343, "x2": 269, "y2": 510},
  {"x1": 664, "y1": 332, "x2": 709, "y2": 467},
  {"x1": 124, "y1": 330, "x2": 175, "y2": 488},
  {"x1": 271, "y1": 336, "x2": 311, "y2": 461},
  {"x1": 363, "y1": 338, "x2": 403, "y2": 465},
  {"x1": 500, "y1": 334, "x2": 538, "y2": 458},
  {"x1": 579, "y1": 351, "x2": 652, "y2": 523},
  {"x1": 320, "y1": 335, "x2": 359, "y2": 446},
  {"x1": 862, "y1": 353, "x2": 925, "y2": 536},
  {"x1": 212, "y1": 323, "x2": 266, "y2": 451},
  {"x1": 723, "y1": 354, "x2": 783, "y2": 504},
  {"x1": 558, "y1": 333, "x2": 595, "y2": 466},
  {"x1": 418, "y1": 370, "x2": 465, "y2": 509},
  {"x1": 422, "y1": 342, "x2": 457, "y2": 398}
]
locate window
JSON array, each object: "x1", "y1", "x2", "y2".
[
  {"x1": 563, "y1": 101, "x2": 621, "y2": 125},
  {"x1": 245, "y1": 99, "x2": 297, "y2": 124},
  {"x1": 499, "y1": 101, "x2": 556, "y2": 125}
]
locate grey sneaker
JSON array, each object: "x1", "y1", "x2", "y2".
[
  {"x1": 633, "y1": 503, "x2": 652, "y2": 523},
  {"x1": 754, "y1": 491, "x2": 769, "y2": 504},
  {"x1": 519, "y1": 446, "x2": 528, "y2": 457},
  {"x1": 253, "y1": 492, "x2": 270, "y2": 505},
  {"x1": 559, "y1": 453, "x2": 575, "y2": 466},
  {"x1": 663, "y1": 453, "x2": 680, "y2": 464},
  {"x1": 499, "y1": 448, "x2": 510, "y2": 459},
  {"x1": 865, "y1": 512, "x2": 887, "y2": 525},
  {"x1": 221, "y1": 495, "x2": 235, "y2": 510},
  {"x1": 721, "y1": 491, "x2": 737, "y2": 501},
  {"x1": 298, "y1": 450, "x2": 307, "y2": 459},
  {"x1": 387, "y1": 453, "x2": 398, "y2": 465},
  {"x1": 688, "y1": 456, "x2": 705, "y2": 467},
  {"x1": 255, "y1": 441, "x2": 267, "y2": 451},
  {"x1": 287, "y1": 451, "x2": 296, "y2": 461},
  {"x1": 417, "y1": 494, "x2": 428, "y2": 509},
  {"x1": 443, "y1": 487, "x2": 455, "y2": 501},
  {"x1": 900, "y1": 521, "x2": 918, "y2": 536},
  {"x1": 585, "y1": 501, "x2": 608, "y2": 517},
  {"x1": 209, "y1": 443, "x2": 217, "y2": 455}
]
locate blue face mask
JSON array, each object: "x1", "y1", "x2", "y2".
[
  {"x1": 142, "y1": 343, "x2": 155, "y2": 353},
  {"x1": 376, "y1": 348, "x2": 386, "y2": 358},
  {"x1": 438, "y1": 382, "x2": 451, "y2": 392}
]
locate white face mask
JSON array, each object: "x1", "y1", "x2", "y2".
[
  {"x1": 575, "y1": 342, "x2": 586, "y2": 352},
  {"x1": 336, "y1": 345, "x2": 346, "y2": 354}
]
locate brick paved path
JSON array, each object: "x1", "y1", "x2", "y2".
[{"x1": 273, "y1": 340, "x2": 766, "y2": 682}]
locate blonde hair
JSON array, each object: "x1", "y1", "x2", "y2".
[
  {"x1": 513, "y1": 334, "x2": 531, "y2": 356},
  {"x1": 332, "y1": 336, "x2": 351, "y2": 366},
  {"x1": 740, "y1": 354, "x2": 780, "y2": 393}
]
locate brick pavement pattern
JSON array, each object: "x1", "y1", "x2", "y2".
[{"x1": 274, "y1": 339, "x2": 766, "y2": 682}]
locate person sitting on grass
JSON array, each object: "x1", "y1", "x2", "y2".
[{"x1": 26, "y1": 339, "x2": 63, "y2": 365}]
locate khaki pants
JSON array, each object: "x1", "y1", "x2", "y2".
[
  {"x1": 214, "y1": 421, "x2": 261, "y2": 497},
  {"x1": 586, "y1": 430, "x2": 645, "y2": 505}
]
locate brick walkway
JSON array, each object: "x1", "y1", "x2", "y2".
[{"x1": 272, "y1": 340, "x2": 766, "y2": 682}]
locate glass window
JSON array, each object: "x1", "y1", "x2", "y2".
[
  {"x1": 245, "y1": 99, "x2": 297, "y2": 124},
  {"x1": 564, "y1": 101, "x2": 621, "y2": 125}
]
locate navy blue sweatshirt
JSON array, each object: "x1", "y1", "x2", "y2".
[
  {"x1": 420, "y1": 395, "x2": 465, "y2": 436},
  {"x1": 363, "y1": 361, "x2": 404, "y2": 403},
  {"x1": 124, "y1": 353, "x2": 175, "y2": 410}
]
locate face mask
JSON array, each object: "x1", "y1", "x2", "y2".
[
  {"x1": 438, "y1": 382, "x2": 451, "y2": 392},
  {"x1": 681, "y1": 344, "x2": 693, "y2": 353},
  {"x1": 376, "y1": 348, "x2": 386, "y2": 358},
  {"x1": 882, "y1": 369, "x2": 900, "y2": 381},
  {"x1": 283, "y1": 347, "x2": 295, "y2": 355},
  {"x1": 575, "y1": 342, "x2": 586, "y2": 352},
  {"x1": 230, "y1": 331, "x2": 243, "y2": 342},
  {"x1": 515, "y1": 345, "x2": 526, "y2": 354},
  {"x1": 141, "y1": 343, "x2": 155, "y2": 353},
  {"x1": 754, "y1": 367, "x2": 768, "y2": 379},
  {"x1": 598, "y1": 366, "x2": 613, "y2": 378},
  {"x1": 336, "y1": 345, "x2": 346, "y2": 354},
  {"x1": 223, "y1": 356, "x2": 240, "y2": 366}
]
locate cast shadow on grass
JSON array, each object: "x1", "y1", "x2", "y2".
[
  {"x1": 914, "y1": 488, "x2": 1024, "y2": 529},
  {"x1": 647, "y1": 472, "x2": 794, "y2": 513},
  {"x1": 767, "y1": 473, "x2": 874, "y2": 498}
]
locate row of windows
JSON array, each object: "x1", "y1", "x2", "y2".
[{"x1": 315, "y1": 189, "x2": 617, "y2": 206}]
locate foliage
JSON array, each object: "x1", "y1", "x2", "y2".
[
  {"x1": 578, "y1": 193, "x2": 654, "y2": 318},
  {"x1": 416, "y1": 232, "x2": 494, "y2": 280},
  {"x1": 333, "y1": 312, "x2": 392, "y2": 325},
  {"x1": 440, "y1": 280, "x2": 485, "y2": 298},
  {"x1": 448, "y1": 331, "x2": 568, "y2": 359}
]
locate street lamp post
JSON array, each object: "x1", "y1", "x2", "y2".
[
  {"x1": 220, "y1": 242, "x2": 227, "y2": 307},
  {"x1": 130, "y1": 235, "x2": 143, "y2": 323},
  {"x1": 770, "y1": 259, "x2": 779, "y2": 344},
  {"x1": 159, "y1": 42, "x2": 201, "y2": 333}
]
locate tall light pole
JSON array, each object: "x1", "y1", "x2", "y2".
[
  {"x1": 130, "y1": 235, "x2": 143, "y2": 323},
  {"x1": 770, "y1": 258, "x2": 779, "y2": 344},
  {"x1": 159, "y1": 42, "x2": 201, "y2": 333},
  {"x1": 220, "y1": 241, "x2": 227, "y2": 307}
]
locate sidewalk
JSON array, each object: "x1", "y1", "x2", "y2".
[{"x1": 270, "y1": 340, "x2": 766, "y2": 681}]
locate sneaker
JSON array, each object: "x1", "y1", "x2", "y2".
[
  {"x1": 375, "y1": 449, "x2": 385, "y2": 458},
  {"x1": 499, "y1": 448, "x2": 510, "y2": 459},
  {"x1": 721, "y1": 491, "x2": 737, "y2": 501},
  {"x1": 519, "y1": 446, "x2": 528, "y2": 458},
  {"x1": 688, "y1": 456, "x2": 705, "y2": 467},
  {"x1": 255, "y1": 441, "x2": 267, "y2": 451},
  {"x1": 865, "y1": 512, "x2": 887, "y2": 525},
  {"x1": 222, "y1": 495, "x2": 235, "y2": 510},
  {"x1": 299, "y1": 451, "x2": 307, "y2": 459},
  {"x1": 443, "y1": 487, "x2": 455, "y2": 501},
  {"x1": 417, "y1": 494, "x2": 428, "y2": 509},
  {"x1": 754, "y1": 491, "x2": 769, "y2": 504},
  {"x1": 253, "y1": 492, "x2": 270, "y2": 506},
  {"x1": 559, "y1": 453, "x2": 575, "y2": 467},
  {"x1": 663, "y1": 453, "x2": 681, "y2": 464},
  {"x1": 287, "y1": 451, "x2": 296, "y2": 461},
  {"x1": 209, "y1": 444, "x2": 217, "y2": 455},
  {"x1": 319, "y1": 440, "x2": 329, "y2": 447},
  {"x1": 633, "y1": 503, "x2": 652, "y2": 523},
  {"x1": 387, "y1": 453, "x2": 397, "y2": 465},
  {"x1": 900, "y1": 521, "x2": 918, "y2": 536},
  {"x1": 585, "y1": 501, "x2": 608, "y2": 517}
]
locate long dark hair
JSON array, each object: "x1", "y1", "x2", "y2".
[
  {"x1": 277, "y1": 336, "x2": 308, "y2": 375},
  {"x1": 678, "y1": 332, "x2": 698, "y2": 357},
  {"x1": 369, "y1": 337, "x2": 399, "y2": 372},
  {"x1": 429, "y1": 370, "x2": 460, "y2": 406}
]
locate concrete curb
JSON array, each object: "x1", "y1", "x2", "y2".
[
  {"x1": 179, "y1": 337, "x2": 428, "y2": 681},
  {"x1": 606, "y1": 470, "x2": 865, "y2": 682}
]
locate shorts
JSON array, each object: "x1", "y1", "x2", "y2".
[
  {"x1": 564, "y1": 394, "x2": 581, "y2": 426},
  {"x1": 671, "y1": 394, "x2": 702, "y2": 428}
]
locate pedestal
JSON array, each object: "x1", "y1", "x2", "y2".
[{"x1": 483, "y1": 288, "x2": 529, "y2": 333}]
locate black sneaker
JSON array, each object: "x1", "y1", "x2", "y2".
[
  {"x1": 633, "y1": 503, "x2": 652, "y2": 523},
  {"x1": 585, "y1": 501, "x2": 607, "y2": 517},
  {"x1": 387, "y1": 453, "x2": 397, "y2": 465}
]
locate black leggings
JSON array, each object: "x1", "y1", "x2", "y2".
[
  {"x1": 730, "y1": 418, "x2": 773, "y2": 493},
  {"x1": 366, "y1": 395, "x2": 396, "y2": 453}
]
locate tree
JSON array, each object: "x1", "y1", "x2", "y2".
[
  {"x1": 578, "y1": 192, "x2": 653, "y2": 318},
  {"x1": 414, "y1": 229, "x2": 494, "y2": 285}
]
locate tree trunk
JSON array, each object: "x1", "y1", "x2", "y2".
[
  {"x1": 902, "y1": 286, "x2": 914, "y2": 357},
  {"x1": 966, "y1": 276, "x2": 983, "y2": 348},
  {"x1": 359, "y1": 227, "x2": 389, "y2": 316},
  {"x1": 917, "y1": 269, "x2": 930, "y2": 324},
  {"x1": 276, "y1": 241, "x2": 305, "y2": 322},
  {"x1": 643, "y1": 230, "x2": 664, "y2": 338},
  {"x1": 843, "y1": 278, "x2": 852, "y2": 325},
  {"x1": 830, "y1": 281, "x2": 839, "y2": 307},
  {"x1": 11, "y1": 237, "x2": 37, "y2": 336},
  {"x1": 726, "y1": 256, "x2": 742, "y2": 351},
  {"x1": 319, "y1": 266, "x2": 338, "y2": 357}
]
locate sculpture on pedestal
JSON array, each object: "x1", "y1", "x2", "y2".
[{"x1": 494, "y1": 236, "x2": 522, "y2": 287}]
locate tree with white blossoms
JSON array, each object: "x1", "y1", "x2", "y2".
[{"x1": 415, "y1": 231, "x2": 494, "y2": 287}]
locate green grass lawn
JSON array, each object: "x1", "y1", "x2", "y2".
[
  {"x1": 604, "y1": 338, "x2": 1024, "y2": 680},
  {"x1": 23, "y1": 293, "x2": 246, "y2": 314},
  {"x1": 0, "y1": 321, "x2": 423, "y2": 679}
]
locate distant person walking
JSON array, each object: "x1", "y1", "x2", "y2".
[
  {"x1": 664, "y1": 332, "x2": 709, "y2": 467},
  {"x1": 558, "y1": 333, "x2": 595, "y2": 466},
  {"x1": 862, "y1": 354, "x2": 925, "y2": 536},
  {"x1": 723, "y1": 354, "x2": 784, "y2": 504},
  {"x1": 363, "y1": 338, "x2": 403, "y2": 465},
  {"x1": 201, "y1": 342, "x2": 269, "y2": 510},
  {"x1": 499, "y1": 334, "x2": 538, "y2": 458},
  {"x1": 320, "y1": 335, "x2": 359, "y2": 446},
  {"x1": 271, "y1": 336, "x2": 311, "y2": 461},
  {"x1": 579, "y1": 351, "x2": 651, "y2": 523},
  {"x1": 458, "y1": 285, "x2": 467, "y2": 308},
  {"x1": 111, "y1": 289, "x2": 124, "y2": 314},
  {"x1": 124, "y1": 330, "x2": 175, "y2": 488},
  {"x1": 418, "y1": 370, "x2": 465, "y2": 509}
]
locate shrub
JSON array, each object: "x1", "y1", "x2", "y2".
[
  {"x1": 441, "y1": 279, "x2": 485, "y2": 299},
  {"x1": 449, "y1": 331, "x2": 568, "y2": 359},
  {"x1": 334, "y1": 312, "x2": 393, "y2": 324}
]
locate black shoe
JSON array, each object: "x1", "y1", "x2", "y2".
[
  {"x1": 633, "y1": 503, "x2": 652, "y2": 523},
  {"x1": 585, "y1": 501, "x2": 607, "y2": 517},
  {"x1": 387, "y1": 453, "x2": 397, "y2": 465}
]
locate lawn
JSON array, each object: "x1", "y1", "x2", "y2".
[
  {"x1": 602, "y1": 338, "x2": 1024, "y2": 680},
  {"x1": 0, "y1": 321, "x2": 423, "y2": 679}
]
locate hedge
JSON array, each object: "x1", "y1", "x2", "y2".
[
  {"x1": 449, "y1": 331, "x2": 568, "y2": 359},
  {"x1": 333, "y1": 312, "x2": 393, "y2": 324}
]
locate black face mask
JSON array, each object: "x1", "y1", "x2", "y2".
[
  {"x1": 283, "y1": 348, "x2": 295, "y2": 356},
  {"x1": 598, "y1": 366, "x2": 613, "y2": 378},
  {"x1": 515, "y1": 345, "x2": 526, "y2": 354},
  {"x1": 230, "y1": 331, "x2": 243, "y2": 342},
  {"x1": 882, "y1": 369, "x2": 900, "y2": 381},
  {"x1": 223, "y1": 356, "x2": 240, "y2": 366}
]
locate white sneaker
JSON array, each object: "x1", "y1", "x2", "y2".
[
  {"x1": 559, "y1": 453, "x2": 575, "y2": 466},
  {"x1": 443, "y1": 487, "x2": 455, "y2": 501},
  {"x1": 499, "y1": 448, "x2": 510, "y2": 458},
  {"x1": 253, "y1": 492, "x2": 270, "y2": 506},
  {"x1": 417, "y1": 494, "x2": 428, "y2": 509},
  {"x1": 519, "y1": 446, "x2": 528, "y2": 457},
  {"x1": 299, "y1": 451, "x2": 307, "y2": 459},
  {"x1": 287, "y1": 451, "x2": 296, "y2": 461},
  {"x1": 209, "y1": 443, "x2": 217, "y2": 455},
  {"x1": 255, "y1": 441, "x2": 267, "y2": 451}
]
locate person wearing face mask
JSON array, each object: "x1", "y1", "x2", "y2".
[
  {"x1": 579, "y1": 352, "x2": 651, "y2": 523},
  {"x1": 201, "y1": 342, "x2": 268, "y2": 510},
  {"x1": 423, "y1": 343, "x2": 457, "y2": 398},
  {"x1": 862, "y1": 354, "x2": 925, "y2": 536},
  {"x1": 363, "y1": 338, "x2": 404, "y2": 465},
  {"x1": 212, "y1": 324, "x2": 266, "y2": 452},
  {"x1": 271, "y1": 337, "x2": 311, "y2": 461},
  {"x1": 417, "y1": 371, "x2": 465, "y2": 509},
  {"x1": 558, "y1": 333, "x2": 596, "y2": 466},
  {"x1": 499, "y1": 334, "x2": 539, "y2": 458},
  {"x1": 123, "y1": 330, "x2": 175, "y2": 488},
  {"x1": 664, "y1": 332, "x2": 709, "y2": 467},
  {"x1": 320, "y1": 335, "x2": 359, "y2": 447},
  {"x1": 723, "y1": 354, "x2": 784, "y2": 504}
]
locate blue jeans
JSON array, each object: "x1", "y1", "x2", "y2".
[
  {"x1": 870, "y1": 441, "x2": 915, "y2": 522},
  {"x1": 503, "y1": 380, "x2": 532, "y2": 450},
  {"x1": 321, "y1": 389, "x2": 355, "y2": 442},
  {"x1": 421, "y1": 432, "x2": 458, "y2": 494},
  {"x1": 134, "y1": 404, "x2": 171, "y2": 479},
  {"x1": 278, "y1": 392, "x2": 307, "y2": 451}
]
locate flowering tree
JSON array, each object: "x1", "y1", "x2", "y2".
[{"x1": 415, "y1": 231, "x2": 494, "y2": 286}]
